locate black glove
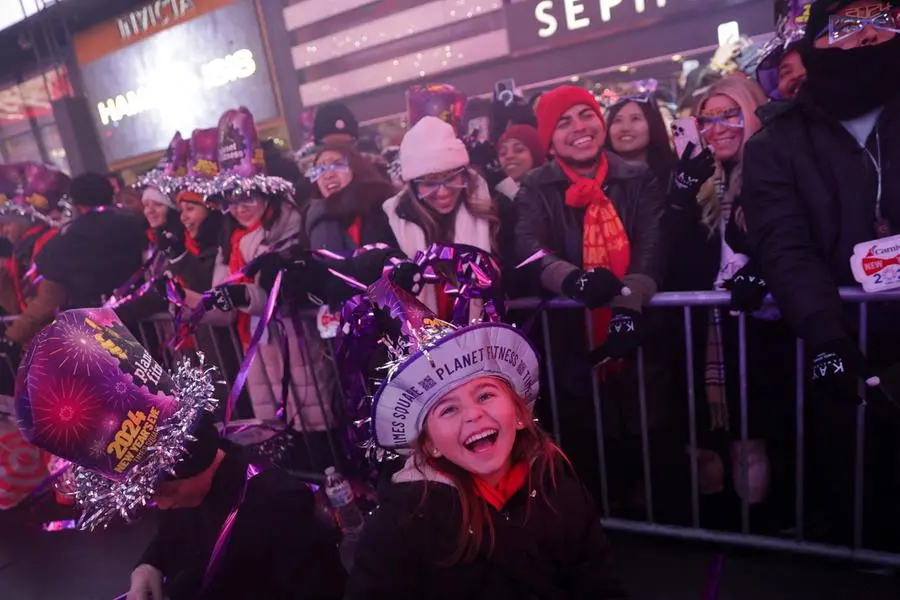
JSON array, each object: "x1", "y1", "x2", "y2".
[
  {"x1": 246, "y1": 252, "x2": 291, "y2": 294},
  {"x1": 202, "y1": 284, "x2": 250, "y2": 312},
  {"x1": 670, "y1": 143, "x2": 715, "y2": 209},
  {"x1": 350, "y1": 248, "x2": 406, "y2": 285},
  {"x1": 588, "y1": 308, "x2": 643, "y2": 366},
  {"x1": 153, "y1": 273, "x2": 185, "y2": 303},
  {"x1": 157, "y1": 228, "x2": 186, "y2": 260},
  {"x1": 725, "y1": 266, "x2": 768, "y2": 314},
  {"x1": 390, "y1": 260, "x2": 424, "y2": 295},
  {"x1": 810, "y1": 338, "x2": 879, "y2": 404},
  {"x1": 562, "y1": 268, "x2": 626, "y2": 309}
]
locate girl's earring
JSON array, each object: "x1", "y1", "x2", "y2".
[
  {"x1": 432, "y1": 448, "x2": 441, "y2": 458},
  {"x1": 515, "y1": 419, "x2": 524, "y2": 430}
]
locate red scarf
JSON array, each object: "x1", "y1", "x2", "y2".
[
  {"x1": 472, "y1": 461, "x2": 530, "y2": 511},
  {"x1": 557, "y1": 153, "x2": 631, "y2": 344},
  {"x1": 347, "y1": 217, "x2": 362, "y2": 246},
  {"x1": 185, "y1": 232, "x2": 200, "y2": 256},
  {"x1": 228, "y1": 223, "x2": 261, "y2": 348},
  {"x1": 146, "y1": 228, "x2": 157, "y2": 246}
]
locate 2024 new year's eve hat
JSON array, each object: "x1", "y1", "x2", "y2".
[{"x1": 15, "y1": 308, "x2": 217, "y2": 528}]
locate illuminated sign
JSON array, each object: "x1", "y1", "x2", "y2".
[
  {"x1": 97, "y1": 49, "x2": 257, "y2": 125},
  {"x1": 78, "y1": 0, "x2": 277, "y2": 163},
  {"x1": 117, "y1": 0, "x2": 196, "y2": 40},
  {"x1": 534, "y1": 0, "x2": 668, "y2": 38}
]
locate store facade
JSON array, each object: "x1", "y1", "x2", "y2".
[
  {"x1": 72, "y1": 0, "x2": 290, "y2": 172},
  {"x1": 283, "y1": 0, "x2": 774, "y2": 124}
]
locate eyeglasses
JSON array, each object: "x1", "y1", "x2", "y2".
[
  {"x1": 698, "y1": 108, "x2": 745, "y2": 134},
  {"x1": 818, "y1": 8, "x2": 900, "y2": 45},
  {"x1": 306, "y1": 160, "x2": 350, "y2": 183},
  {"x1": 412, "y1": 168, "x2": 468, "y2": 199}
]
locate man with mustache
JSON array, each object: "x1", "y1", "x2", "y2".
[
  {"x1": 514, "y1": 85, "x2": 665, "y2": 503},
  {"x1": 743, "y1": 0, "x2": 900, "y2": 546}
]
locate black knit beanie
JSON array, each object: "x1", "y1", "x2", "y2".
[
  {"x1": 166, "y1": 412, "x2": 221, "y2": 480},
  {"x1": 69, "y1": 172, "x2": 114, "y2": 207}
]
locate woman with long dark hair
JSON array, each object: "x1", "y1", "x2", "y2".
[
  {"x1": 305, "y1": 141, "x2": 397, "y2": 254},
  {"x1": 383, "y1": 116, "x2": 499, "y2": 321},
  {"x1": 605, "y1": 96, "x2": 677, "y2": 187}
]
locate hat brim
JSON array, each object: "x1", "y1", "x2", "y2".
[{"x1": 371, "y1": 322, "x2": 540, "y2": 450}]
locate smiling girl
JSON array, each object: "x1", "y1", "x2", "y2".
[{"x1": 347, "y1": 310, "x2": 625, "y2": 599}]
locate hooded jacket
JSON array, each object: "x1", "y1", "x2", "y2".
[
  {"x1": 513, "y1": 152, "x2": 663, "y2": 312},
  {"x1": 743, "y1": 91, "x2": 900, "y2": 348},
  {"x1": 346, "y1": 455, "x2": 626, "y2": 600}
]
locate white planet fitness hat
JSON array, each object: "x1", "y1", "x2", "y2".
[{"x1": 367, "y1": 285, "x2": 540, "y2": 450}]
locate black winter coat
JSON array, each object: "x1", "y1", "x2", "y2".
[
  {"x1": 346, "y1": 457, "x2": 626, "y2": 600},
  {"x1": 141, "y1": 444, "x2": 346, "y2": 600},
  {"x1": 305, "y1": 182, "x2": 398, "y2": 256},
  {"x1": 514, "y1": 153, "x2": 664, "y2": 312},
  {"x1": 743, "y1": 93, "x2": 900, "y2": 348},
  {"x1": 36, "y1": 207, "x2": 146, "y2": 309}
]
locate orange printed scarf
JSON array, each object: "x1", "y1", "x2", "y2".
[
  {"x1": 557, "y1": 153, "x2": 631, "y2": 344},
  {"x1": 228, "y1": 223, "x2": 261, "y2": 348}
]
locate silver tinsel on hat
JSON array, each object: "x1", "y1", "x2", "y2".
[
  {"x1": 0, "y1": 201, "x2": 57, "y2": 226},
  {"x1": 134, "y1": 169, "x2": 184, "y2": 199},
  {"x1": 73, "y1": 358, "x2": 218, "y2": 530},
  {"x1": 210, "y1": 173, "x2": 295, "y2": 204}
]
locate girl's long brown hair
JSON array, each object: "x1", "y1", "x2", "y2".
[
  {"x1": 415, "y1": 379, "x2": 566, "y2": 565},
  {"x1": 397, "y1": 169, "x2": 500, "y2": 254}
]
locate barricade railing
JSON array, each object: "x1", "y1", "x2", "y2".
[
  {"x1": 2, "y1": 289, "x2": 899, "y2": 567},
  {"x1": 509, "y1": 288, "x2": 900, "y2": 567}
]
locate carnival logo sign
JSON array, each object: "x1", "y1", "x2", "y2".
[
  {"x1": 96, "y1": 48, "x2": 257, "y2": 125},
  {"x1": 534, "y1": 0, "x2": 669, "y2": 38},
  {"x1": 117, "y1": 0, "x2": 196, "y2": 40}
]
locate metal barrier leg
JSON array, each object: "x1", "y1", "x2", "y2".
[
  {"x1": 207, "y1": 327, "x2": 230, "y2": 381},
  {"x1": 737, "y1": 313, "x2": 750, "y2": 534},
  {"x1": 795, "y1": 337, "x2": 805, "y2": 542},
  {"x1": 540, "y1": 311, "x2": 562, "y2": 446},
  {"x1": 636, "y1": 346, "x2": 654, "y2": 523},
  {"x1": 585, "y1": 309, "x2": 611, "y2": 518},
  {"x1": 683, "y1": 307, "x2": 701, "y2": 528},
  {"x1": 854, "y1": 303, "x2": 868, "y2": 550}
]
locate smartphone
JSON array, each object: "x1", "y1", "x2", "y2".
[
  {"x1": 671, "y1": 117, "x2": 704, "y2": 159},
  {"x1": 494, "y1": 78, "x2": 516, "y2": 107}
]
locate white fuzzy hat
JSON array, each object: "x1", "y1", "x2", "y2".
[
  {"x1": 400, "y1": 116, "x2": 470, "y2": 181},
  {"x1": 141, "y1": 185, "x2": 176, "y2": 210}
]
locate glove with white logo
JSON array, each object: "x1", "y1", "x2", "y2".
[
  {"x1": 810, "y1": 337, "x2": 879, "y2": 404},
  {"x1": 390, "y1": 260, "x2": 424, "y2": 295},
  {"x1": 562, "y1": 268, "x2": 627, "y2": 309},
  {"x1": 201, "y1": 284, "x2": 250, "y2": 313},
  {"x1": 587, "y1": 308, "x2": 643, "y2": 366},
  {"x1": 725, "y1": 265, "x2": 768, "y2": 314}
]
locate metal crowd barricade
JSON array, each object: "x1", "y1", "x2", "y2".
[
  {"x1": 510, "y1": 288, "x2": 900, "y2": 568},
  {"x1": 3, "y1": 289, "x2": 900, "y2": 567}
]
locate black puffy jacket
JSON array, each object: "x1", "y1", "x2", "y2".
[
  {"x1": 514, "y1": 152, "x2": 664, "y2": 312},
  {"x1": 743, "y1": 93, "x2": 900, "y2": 348},
  {"x1": 346, "y1": 456, "x2": 626, "y2": 600}
]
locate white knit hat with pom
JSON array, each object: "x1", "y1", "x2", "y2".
[{"x1": 399, "y1": 116, "x2": 470, "y2": 181}]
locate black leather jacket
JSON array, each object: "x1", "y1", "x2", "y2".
[{"x1": 514, "y1": 152, "x2": 664, "y2": 311}]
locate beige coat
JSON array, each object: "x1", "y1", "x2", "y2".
[{"x1": 204, "y1": 208, "x2": 336, "y2": 432}]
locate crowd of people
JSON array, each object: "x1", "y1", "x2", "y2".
[{"x1": 1, "y1": 0, "x2": 899, "y2": 598}]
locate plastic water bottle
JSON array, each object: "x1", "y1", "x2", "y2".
[{"x1": 324, "y1": 466, "x2": 364, "y2": 533}]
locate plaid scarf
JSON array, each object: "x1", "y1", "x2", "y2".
[
  {"x1": 704, "y1": 174, "x2": 730, "y2": 431},
  {"x1": 557, "y1": 153, "x2": 631, "y2": 344}
]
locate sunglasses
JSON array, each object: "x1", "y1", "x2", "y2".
[
  {"x1": 306, "y1": 160, "x2": 350, "y2": 183},
  {"x1": 698, "y1": 108, "x2": 745, "y2": 134},
  {"x1": 412, "y1": 168, "x2": 468, "y2": 200},
  {"x1": 818, "y1": 8, "x2": 900, "y2": 44}
]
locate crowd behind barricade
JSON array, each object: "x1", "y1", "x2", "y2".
[{"x1": 1, "y1": 1, "x2": 900, "y2": 598}]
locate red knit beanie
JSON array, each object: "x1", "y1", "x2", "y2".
[
  {"x1": 535, "y1": 85, "x2": 605, "y2": 152},
  {"x1": 499, "y1": 125, "x2": 547, "y2": 167}
]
